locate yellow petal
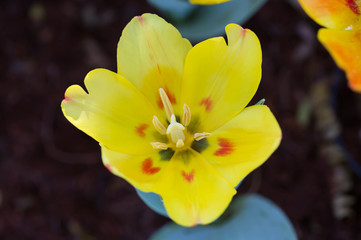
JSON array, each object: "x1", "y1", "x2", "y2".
[
  {"x1": 318, "y1": 27, "x2": 361, "y2": 92},
  {"x1": 153, "y1": 150, "x2": 236, "y2": 227},
  {"x1": 61, "y1": 68, "x2": 163, "y2": 155},
  {"x1": 117, "y1": 13, "x2": 192, "y2": 118},
  {"x1": 201, "y1": 105, "x2": 281, "y2": 187},
  {"x1": 189, "y1": 0, "x2": 230, "y2": 5},
  {"x1": 181, "y1": 24, "x2": 262, "y2": 132},
  {"x1": 101, "y1": 145, "x2": 169, "y2": 192},
  {"x1": 298, "y1": 0, "x2": 361, "y2": 29}
]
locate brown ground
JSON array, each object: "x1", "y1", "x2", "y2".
[{"x1": 1, "y1": 0, "x2": 360, "y2": 239}]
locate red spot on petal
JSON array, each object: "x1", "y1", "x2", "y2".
[
  {"x1": 157, "y1": 88, "x2": 177, "y2": 109},
  {"x1": 346, "y1": 0, "x2": 360, "y2": 15},
  {"x1": 105, "y1": 163, "x2": 112, "y2": 173},
  {"x1": 240, "y1": 28, "x2": 247, "y2": 37},
  {"x1": 182, "y1": 170, "x2": 194, "y2": 183},
  {"x1": 137, "y1": 16, "x2": 144, "y2": 24},
  {"x1": 136, "y1": 124, "x2": 148, "y2": 138},
  {"x1": 200, "y1": 97, "x2": 212, "y2": 112},
  {"x1": 214, "y1": 138, "x2": 235, "y2": 156},
  {"x1": 63, "y1": 95, "x2": 72, "y2": 101},
  {"x1": 142, "y1": 158, "x2": 161, "y2": 175}
]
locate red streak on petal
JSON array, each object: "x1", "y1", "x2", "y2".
[
  {"x1": 157, "y1": 64, "x2": 161, "y2": 74},
  {"x1": 142, "y1": 158, "x2": 161, "y2": 175},
  {"x1": 157, "y1": 88, "x2": 177, "y2": 109},
  {"x1": 182, "y1": 170, "x2": 194, "y2": 183},
  {"x1": 135, "y1": 124, "x2": 148, "y2": 138},
  {"x1": 105, "y1": 163, "x2": 112, "y2": 173},
  {"x1": 214, "y1": 138, "x2": 235, "y2": 156},
  {"x1": 346, "y1": 0, "x2": 360, "y2": 15},
  {"x1": 200, "y1": 97, "x2": 212, "y2": 112}
]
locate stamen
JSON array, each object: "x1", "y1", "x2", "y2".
[
  {"x1": 176, "y1": 139, "x2": 185, "y2": 148},
  {"x1": 194, "y1": 132, "x2": 212, "y2": 141},
  {"x1": 159, "y1": 88, "x2": 174, "y2": 122},
  {"x1": 152, "y1": 116, "x2": 166, "y2": 135},
  {"x1": 151, "y1": 142, "x2": 168, "y2": 150},
  {"x1": 182, "y1": 104, "x2": 191, "y2": 127}
]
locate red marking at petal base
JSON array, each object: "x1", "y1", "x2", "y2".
[
  {"x1": 182, "y1": 170, "x2": 194, "y2": 183},
  {"x1": 200, "y1": 97, "x2": 212, "y2": 112},
  {"x1": 157, "y1": 88, "x2": 177, "y2": 109},
  {"x1": 214, "y1": 138, "x2": 235, "y2": 156},
  {"x1": 346, "y1": 0, "x2": 360, "y2": 15},
  {"x1": 142, "y1": 158, "x2": 161, "y2": 175},
  {"x1": 136, "y1": 124, "x2": 148, "y2": 138},
  {"x1": 105, "y1": 163, "x2": 112, "y2": 173},
  {"x1": 157, "y1": 98, "x2": 164, "y2": 109}
]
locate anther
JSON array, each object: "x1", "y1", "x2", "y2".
[
  {"x1": 182, "y1": 104, "x2": 191, "y2": 127},
  {"x1": 159, "y1": 88, "x2": 174, "y2": 122},
  {"x1": 151, "y1": 142, "x2": 168, "y2": 150},
  {"x1": 152, "y1": 116, "x2": 166, "y2": 135},
  {"x1": 194, "y1": 132, "x2": 212, "y2": 141}
]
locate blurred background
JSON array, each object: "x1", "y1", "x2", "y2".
[{"x1": 1, "y1": 0, "x2": 360, "y2": 239}]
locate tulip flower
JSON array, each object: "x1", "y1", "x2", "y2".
[
  {"x1": 61, "y1": 13, "x2": 281, "y2": 226},
  {"x1": 298, "y1": 0, "x2": 361, "y2": 92}
]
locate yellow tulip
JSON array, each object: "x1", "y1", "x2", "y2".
[{"x1": 61, "y1": 13, "x2": 281, "y2": 227}]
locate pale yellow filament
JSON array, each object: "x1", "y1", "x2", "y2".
[
  {"x1": 151, "y1": 142, "x2": 168, "y2": 150},
  {"x1": 182, "y1": 104, "x2": 191, "y2": 127},
  {"x1": 194, "y1": 132, "x2": 212, "y2": 141},
  {"x1": 152, "y1": 116, "x2": 166, "y2": 135},
  {"x1": 159, "y1": 88, "x2": 174, "y2": 122}
]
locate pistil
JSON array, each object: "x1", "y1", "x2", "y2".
[{"x1": 167, "y1": 114, "x2": 185, "y2": 147}]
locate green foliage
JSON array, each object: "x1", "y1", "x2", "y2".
[
  {"x1": 148, "y1": 0, "x2": 267, "y2": 41},
  {"x1": 255, "y1": 98, "x2": 265, "y2": 105},
  {"x1": 135, "y1": 188, "x2": 168, "y2": 217},
  {"x1": 148, "y1": 0, "x2": 196, "y2": 21},
  {"x1": 150, "y1": 194, "x2": 297, "y2": 240}
]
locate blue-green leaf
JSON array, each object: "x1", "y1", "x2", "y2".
[
  {"x1": 150, "y1": 194, "x2": 297, "y2": 240},
  {"x1": 148, "y1": 0, "x2": 196, "y2": 21},
  {"x1": 135, "y1": 188, "x2": 168, "y2": 217},
  {"x1": 255, "y1": 98, "x2": 265, "y2": 105},
  {"x1": 147, "y1": 0, "x2": 267, "y2": 41}
]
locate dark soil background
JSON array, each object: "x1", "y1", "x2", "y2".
[{"x1": 1, "y1": 0, "x2": 361, "y2": 239}]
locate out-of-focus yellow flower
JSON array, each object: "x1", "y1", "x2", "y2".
[
  {"x1": 190, "y1": 0, "x2": 230, "y2": 5},
  {"x1": 299, "y1": 0, "x2": 361, "y2": 92},
  {"x1": 61, "y1": 13, "x2": 281, "y2": 227}
]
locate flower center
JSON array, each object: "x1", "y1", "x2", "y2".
[
  {"x1": 151, "y1": 88, "x2": 211, "y2": 151},
  {"x1": 167, "y1": 114, "x2": 185, "y2": 148}
]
